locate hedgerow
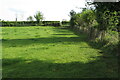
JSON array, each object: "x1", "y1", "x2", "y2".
[
  {"x1": 69, "y1": 2, "x2": 120, "y2": 55},
  {"x1": 1, "y1": 21, "x2": 61, "y2": 27}
]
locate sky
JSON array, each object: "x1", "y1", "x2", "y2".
[{"x1": 0, "y1": 0, "x2": 86, "y2": 21}]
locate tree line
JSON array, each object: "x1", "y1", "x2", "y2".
[{"x1": 69, "y1": 2, "x2": 120, "y2": 56}]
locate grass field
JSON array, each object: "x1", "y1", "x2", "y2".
[{"x1": 1, "y1": 26, "x2": 118, "y2": 78}]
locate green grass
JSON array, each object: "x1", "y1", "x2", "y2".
[{"x1": 1, "y1": 26, "x2": 118, "y2": 78}]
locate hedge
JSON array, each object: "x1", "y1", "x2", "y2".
[
  {"x1": 42, "y1": 21, "x2": 61, "y2": 26},
  {"x1": 1, "y1": 21, "x2": 61, "y2": 27},
  {"x1": 61, "y1": 21, "x2": 70, "y2": 26}
]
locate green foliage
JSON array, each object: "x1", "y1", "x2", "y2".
[
  {"x1": 92, "y1": 2, "x2": 120, "y2": 56},
  {"x1": 1, "y1": 21, "x2": 61, "y2": 27},
  {"x1": 68, "y1": 2, "x2": 119, "y2": 56},
  {"x1": 69, "y1": 9, "x2": 97, "y2": 39},
  {"x1": 70, "y1": 9, "x2": 96, "y2": 28},
  {"x1": 105, "y1": 30, "x2": 119, "y2": 44},
  {"x1": 73, "y1": 13, "x2": 83, "y2": 27},
  {"x1": 27, "y1": 16, "x2": 34, "y2": 21},
  {"x1": 95, "y1": 10, "x2": 119, "y2": 31},
  {"x1": 69, "y1": 10, "x2": 76, "y2": 17},
  {"x1": 69, "y1": 10, "x2": 76, "y2": 27},
  {"x1": 105, "y1": 11, "x2": 120, "y2": 30},
  {"x1": 1, "y1": 21, "x2": 38, "y2": 26},
  {"x1": 82, "y1": 10, "x2": 95, "y2": 26},
  {"x1": 34, "y1": 11, "x2": 44, "y2": 25},
  {"x1": 93, "y1": 2, "x2": 120, "y2": 30},
  {"x1": 43, "y1": 21, "x2": 61, "y2": 27}
]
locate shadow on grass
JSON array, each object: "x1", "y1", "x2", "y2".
[
  {"x1": 2, "y1": 37, "x2": 86, "y2": 47},
  {"x1": 52, "y1": 34, "x2": 74, "y2": 35},
  {"x1": 64, "y1": 26, "x2": 118, "y2": 55},
  {"x1": 64, "y1": 27, "x2": 119, "y2": 78},
  {"x1": 3, "y1": 58, "x2": 110, "y2": 78},
  {"x1": 2, "y1": 26, "x2": 119, "y2": 78}
]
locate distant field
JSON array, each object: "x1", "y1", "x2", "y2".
[{"x1": 1, "y1": 26, "x2": 118, "y2": 78}]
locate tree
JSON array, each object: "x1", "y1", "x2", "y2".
[
  {"x1": 89, "y1": 2, "x2": 120, "y2": 41},
  {"x1": 34, "y1": 11, "x2": 44, "y2": 25},
  {"x1": 81, "y1": 9, "x2": 96, "y2": 39},
  {"x1": 69, "y1": 10, "x2": 76, "y2": 28},
  {"x1": 27, "y1": 16, "x2": 34, "y2": 21}
]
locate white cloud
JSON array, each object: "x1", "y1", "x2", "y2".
[{"x1": 0, "y1": 0, "x2": 86, "y2": 21}]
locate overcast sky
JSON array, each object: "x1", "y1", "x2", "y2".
[{"x1": 0, "y1": 0, "x2": 86, "y2": 21}]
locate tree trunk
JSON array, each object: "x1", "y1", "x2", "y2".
[
  {"x1": 101, "y1": 30, "x2": 106, "y2": 41},
  {"x1": 117, "y1": 27, "x2": 120, "y2": 56}
]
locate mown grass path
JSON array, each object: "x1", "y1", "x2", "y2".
[{"x1": 2, "y1": 26, "x2": 118, "y2": 78}]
